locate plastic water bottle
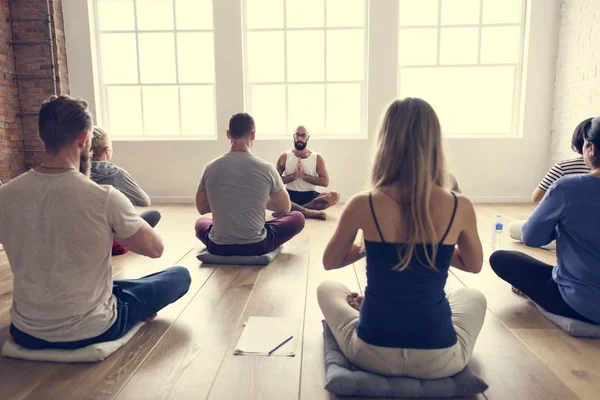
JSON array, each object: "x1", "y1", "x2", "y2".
[{"x1": 491, "y1": 215, "x2": 503, "y2": 250}]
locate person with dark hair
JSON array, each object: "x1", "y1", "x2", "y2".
[
  {"x1": 275, "y1": 125, "x2": 340, "y2": 220},
  {"x1": 195, "y1": 113, "x2": 305, "y2": 256},
  {"x1": 90, "y1": 127, "x2": 161, "y2": 255},
  {"x1": 531, "y1": 118, "x2": 591, "y2": 203},
  {"x1": 0, "y1": 96, "x2": 191, "y2": 349},
  {"x1": 491, "y1": 117, "x2": 600, "y2": 325}
]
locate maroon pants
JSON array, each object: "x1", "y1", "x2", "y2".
[{"x1": 194, "y1": 211, "x2": 305, "y2": 256}]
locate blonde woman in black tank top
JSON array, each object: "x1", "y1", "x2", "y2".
[{"x1": 317, "y1": 98, "x2": 487, "y2": 379}]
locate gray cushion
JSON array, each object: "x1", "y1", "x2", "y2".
[
  {"x1": 196, "y1": 246, "x2": 282, "y2": 265},
  {"x1": 322, "y1": 321, "x2": 488, "y2": 397},
  {"x1": 535, "y1": 304, "x2": 600, "y2": 338}
]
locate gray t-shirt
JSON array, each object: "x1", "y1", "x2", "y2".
[
  {"x1": 0, "y1": 170, "x2": 144, "y2": 342},
  {"x1": 198, "y1": 152, "x2": 284, "y2": 245}
]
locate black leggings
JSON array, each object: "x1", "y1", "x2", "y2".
[{"x1": 489, "y1": 250, "x2": 594, "y2": 323}]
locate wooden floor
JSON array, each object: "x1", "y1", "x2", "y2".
[{"x1": 0, "y1": 204, "x2": 597, "y2": 399}]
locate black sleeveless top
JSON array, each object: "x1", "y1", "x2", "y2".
[{"x1": 356, "y1": 192, "x2": 459, "y2": 349}]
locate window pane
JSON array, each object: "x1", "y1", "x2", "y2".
[
  {"x1": 180, "y1": 86, "x2": 215, "y2": 136},
  {"x1": 399, "y1": 66, "x2": 515, "y2": 134},
  {"x1": 250, "y1": 85, "x2": 286, "y2": 135},
  {"x1": 142, "y1": 86, "x2": 180, "y2": 135},
  {"x1": 327, "y1": 29, "x2": 364, "y2": 81},
  {"x1": 288, "y1": 85, "x2": 325, "y2": 133},
  {"x1": 138, "y1": 33, "x2": 177, "y2": 83},
  {"x1": 481, "y1": 27, "x2": 521, "y2": 64},
  {"x1": 177, "y1": 33, "x2": 215, "y2": 83},
  {"x1": 176, "y1": 0, "x2": 213, "y2": 30},
  {"x1": 483, "y1": 0, "x2": 522, "y2": 24},
  {"x1": 398, "y1": 28, "x2": 437, "y2": 66},
  {"x1": 399, "y1": 0, "x2": 439, "y2": 27},
  {"x1": 136, "y1": 0, "x2": 174, "y2": 31},
  {"x1": 97, "y1": 0, "x2": 135, "y2": 31},
  {"x1": 106, "y1": 86, "x2": 143, "y2": 135},
  {"x1": 439, "y1": 28, "x2": 478, "y2": 65},
  {"x1": 247, "y1": 32, "x2": 285, "y2": 83},
  {"x1": 327, "y1": 0, "x2": 364, "y2": 27},
  {"x1": 100, "y1": 34, "x2": 138, "y2": 84},
  {"x1": 286, "y1": 0, "x2": 324, "y2": 28},
  {"x1": 327, "y1": 84, "x2": 361, "y2": 135},
  {"x1": 287, "y1": 31, "x2": 324, "y2": 82},
  {"x1": 246, "y1": 0, "x2": 283, "y2": 29},
  {"x1": 441, "y1": 0, "x2": 480, "y2": 25}
]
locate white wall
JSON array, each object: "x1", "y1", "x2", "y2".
[
  {"x1": 64, "y1": 0, "x2": 560, "y2": 203},
  {"x1": 551, "y1": 0, "x2": 600, "y2": 164}
]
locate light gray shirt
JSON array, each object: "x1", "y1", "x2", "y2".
[
  {"x1": 198, "y1": 152, "x2": 284, "y2": 245},
  {"x1": 0, "y1": 170, "x2": 144, "y2": 342}
]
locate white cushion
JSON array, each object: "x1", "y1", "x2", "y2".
[
  {"x1": 1, "y1": 322, "x2": 144, "y2": 363},
  {"x1": 535, "y1": 304, "x2": 600, "y2": 338}
]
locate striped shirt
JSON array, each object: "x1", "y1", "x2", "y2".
[{"x1": 538, "y1": 157, "x2": 589, "y2": 191}]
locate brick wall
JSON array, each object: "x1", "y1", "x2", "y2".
[
  {"x1": 551, "y1": 0, "x2": 600, "y2": 164},
  {"x1": 0, "y1": 0, "x2": 70, "y2": 180},
  {"x1": 0, "y1": 0, "x2": 25, "y2": 183}
]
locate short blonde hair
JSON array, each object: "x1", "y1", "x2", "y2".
[{"x1": 91, "y1": 126, "x2": 110, "y2": 160}]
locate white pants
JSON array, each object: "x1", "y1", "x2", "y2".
[
  {"x1": 317, "y1": 280, "x2": 486, "y2": 379},
  {"x1": 509, "y1": 220, "x2": 556, "y2": 251}
]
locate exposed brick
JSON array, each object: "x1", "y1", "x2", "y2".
[
  {"x1": 551, "y1": 0, "x2": 600, "y2": 163},
  {"x1": 0, "y1": 0, "x2": 25, "y2": 182}
]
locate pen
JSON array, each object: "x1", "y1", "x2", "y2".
[{"x1": 268, "y1": 335, "x2": 294, "y2": 356}]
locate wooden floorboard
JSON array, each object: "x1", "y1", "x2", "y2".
[
  {"x1": 206, "y1": 233, "x2": 312, "y2": 400},
  {"x1": 116, "y1": 265, "x2": 262, "y2": 400},
  {"x1": 0, "y1": 204, "x2": 597, "y2": 399}
]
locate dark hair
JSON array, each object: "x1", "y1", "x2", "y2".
[
  {"x1": 583, "y1": 117, "x2": 600, "y2": 167},
  {"x1": 38, "y1": 95, "x2": 93, "y2": 153},
  {"x1": 571, "y1": 118, "x2": 593, "y2": 154},
  {"x1": 228, "y1": 113, "x2": 255, "y2": 139}
]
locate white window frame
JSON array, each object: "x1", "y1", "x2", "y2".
[
  {"x1": 91, "y1": 0, "x2": 218, "y2": 140},
  {"x1": 241, "y1": 0, "x2": 370, "y2": 139},
  {"x1": 397, "y1": 0, "x2": 528, "y2": 138}
]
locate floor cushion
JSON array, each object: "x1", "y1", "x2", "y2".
[
  {"x1": 196, "y1": 246, "x2": 282, "y2": 265},
  {"x1": 322, "y1": 321, "x2": 488, "y2": 397},
  {"x1": 535, "y1": 304, "x2": 600, "y2": 338},
  {"x1": 2, "y1": 322, "x2": 145, "y2": 363}
]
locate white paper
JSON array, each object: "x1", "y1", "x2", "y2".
[{"x1": 234, "y1": 316, "x2": 299, "y2": 357}]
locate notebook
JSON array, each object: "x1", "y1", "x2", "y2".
[{"x1": 234, "y1": 316, "x2": 299, "y2": 356}]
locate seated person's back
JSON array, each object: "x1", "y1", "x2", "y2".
[
  {"x1": 524, "y1": 173, "x2": 600, "y2": 323},
  {"x1": 357, "y1": 188, "x2": 467, "y2": 349},
  {"x1": 200, "y1": 152, "x2": 282, "y2": 244},
  {"x1": 0, "y1": 170, "x2": 140, "y2": 342}
]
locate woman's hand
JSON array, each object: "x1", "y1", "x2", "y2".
[{"x1": 347, "y1": 292, "x2": 364, "y2": 311}]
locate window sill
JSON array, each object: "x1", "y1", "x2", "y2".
[{"x1": 111, "y1": 136, "x2": 218, "y2": 142}]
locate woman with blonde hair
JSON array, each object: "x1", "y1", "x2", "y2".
[{"x1": 318, "y1": 98, "x2": 486, "y2": 378}]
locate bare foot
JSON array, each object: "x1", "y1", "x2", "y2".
[
  {"x1": 511, "y1": 286, "x2": 525, "y2": 297},
  {"x1": 144, "y1": 313, "x2": 158, "y2": 322},
  {"x1": 305, "y1": 210, "x2": 327, "y2": 220}
]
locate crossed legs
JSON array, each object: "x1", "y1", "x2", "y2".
[{"x1": 289, "y1": 191, "x2": 340, "y2": 220}]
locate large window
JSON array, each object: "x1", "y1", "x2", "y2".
[
  {"x1": 93, "y1": 0, "x2": 216, "y2": 138},
  {"x1": 397, "y1": 0, "x2": 527, "y2": 137},
  {"x1": 243, "y1": 0, "x2": 369, "y2": 138}
]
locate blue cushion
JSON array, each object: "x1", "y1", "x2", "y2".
[
  {"x1": 196, "y1": 246, "x2": 282, "y2": 265},
  {"x1": 535, "y1": 304, "x2": 600, "y2": 338},
  {"x1": 322, "y1": 321, "x2": 488, "y2": 397}
]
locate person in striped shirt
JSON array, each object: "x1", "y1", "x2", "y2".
[
  {"x1": 531, "y1": 119, "x2": 591, "y2": 203},
  {"x1": 510, "y1": 118, "x2": 593, "y2": 251}
]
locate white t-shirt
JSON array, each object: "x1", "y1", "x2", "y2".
[{"x1": 0, "y1": 170, "x2": 144, "y2": 342}]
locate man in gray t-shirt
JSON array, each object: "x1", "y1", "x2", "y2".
[{"x1": 195, "y1": 113, "x2": 305, "y2": 256}]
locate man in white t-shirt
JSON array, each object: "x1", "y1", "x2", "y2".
[
  {"x1": 0, "y1": 95, "x2": 191, "y2": 349},
  {"x1": 275, "y1": 125, "x2": 340, "y2": 220}
]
